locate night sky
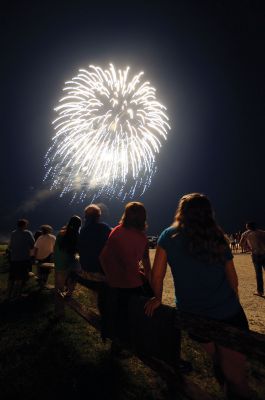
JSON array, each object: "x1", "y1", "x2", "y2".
[{"x1": 1, "y1": 0, "x2": 265, "y2": 239}]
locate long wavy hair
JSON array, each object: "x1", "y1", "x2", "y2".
[
  {"x1": 172, "y1": 193, "x2": 229, "y2": 264},
  {"x1": 59, "y1": 215, "x2": 82, "y2": 254},
  {"x1": 120, "y1": 202, "x2": 147, "y2": 231}
]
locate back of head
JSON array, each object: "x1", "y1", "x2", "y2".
[
  {"x1": 120, "y1": 202, "x2": 147, "y2": 231},
  {"x1": 67, "y1": 215, "x2": 82, "y2": 233},
  {"x1": 84, "y1": 204, "x2": 101, "y2": 223},
  {"x1": 17, "y1": 219, "x2": 29, "y2": 229},
  {"x1": 59, "y1": 215, "x2": 81, "y2": 253},
  {"x1": 173, "y1": 193, "x2": 227, "y2": 263},
  {"x1": 174, "y1": 193, "x2": 214, "y2": 229},
  {"x1": 40, "y1": 224, "x2": 53, "y2": 235},
  {"x1": 246, "y1": 221, "x2": 256, "y2": 231}
]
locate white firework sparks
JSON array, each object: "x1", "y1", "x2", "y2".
[{"x1": 44, "y1": 63, "x2": 170, "y2": 202}]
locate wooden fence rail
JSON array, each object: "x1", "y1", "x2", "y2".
[
  {"x1": 177, "y1": 312, "x2": 265, "y2": 364},
  {"x1": 75, "y1": 275, "x2": 265, "y2": 362},
  {"x1": 60, "y1": 275, "x2": 265, "y2": 400},
  {"x1": 63, "y1": 295, "x2": 214, "y2": 400}
]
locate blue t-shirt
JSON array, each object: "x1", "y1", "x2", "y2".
[{"x1": 158, "y1": 227, "x2": 241, "y2": 319}]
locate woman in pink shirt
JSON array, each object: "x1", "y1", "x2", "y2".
[{"x1": 100, "y1": 202, "x2": 151, "y2": 352}]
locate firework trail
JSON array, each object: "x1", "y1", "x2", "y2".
[{"x1": 44, "y1": 64, "x2": 170, "y2": 202}]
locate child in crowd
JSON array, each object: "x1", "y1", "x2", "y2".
[{"x1": 54, "y1": 215, "x2": 82, "y2": 318}]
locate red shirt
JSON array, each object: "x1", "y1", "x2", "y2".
[{"x1": 101, "y1": 225, "x2": 148, "y2": 288}]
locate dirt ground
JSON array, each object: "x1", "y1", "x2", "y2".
[{"x1": 149, "y1": 250, "x2": 265, "y2": 335}]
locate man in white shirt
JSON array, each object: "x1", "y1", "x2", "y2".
[
  {"x1": 34, "y1": 225, "x2": 56, "y2": 287},
  {"x1": 240, "y1": 222, "x2": 265, "y2": 296}
]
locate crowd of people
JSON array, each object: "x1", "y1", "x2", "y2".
[
  {"x1": 226, "y1": 231, "x2": 249, "y2": 253},
  {"x1": 5, "y1": 193, "x2": 265, "y2": 400}
]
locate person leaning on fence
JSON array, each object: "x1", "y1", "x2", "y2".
[
  {"x1": 7, "y1": 218, "x2": 35, "y2": 299},
  {"x1": 239, "y1": 222, "x2": 265, "y2": 297},
  {"x1": 78, "y1": 204, "x2": 111, "y2": 281},
  {"x1": 99, "y1": 201, "x2": 152, "y2": 355},
  {"x1": 145, "y1": 193, "x2": 252, "y2": 400},
  {"x1": 33, "y1": 224, "x2": 56, "y2": 287},
  {"x1": 54, "y1": 215, "x2": 82, "y2": 318}
]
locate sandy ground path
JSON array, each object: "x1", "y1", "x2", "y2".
[{"x1": 149, "y1": 250, "x2": 265, "y2": 334}]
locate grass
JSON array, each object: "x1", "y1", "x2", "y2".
[
  {"x1": 0, "y1": 243, "x2": 8, "y2": 252},
  {"x1": 0, "y1": 259, "x2": 176, "y2": 400},
  {"x1": 0, "y1": 255, "x2": 264, "y2": 399}
]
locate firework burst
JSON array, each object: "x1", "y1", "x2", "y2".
[{"x1": 44, "y1": 63, "x2": 170, "y2": 202}]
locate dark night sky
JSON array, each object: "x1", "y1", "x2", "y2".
[{"x1": 1, "y1": 0, "x2": 265, "y2": 239}]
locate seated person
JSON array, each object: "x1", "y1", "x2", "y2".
[{"x1": 34, "y1": 225, "x2": 56, "y2": 286}]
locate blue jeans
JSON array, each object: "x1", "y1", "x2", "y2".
[{"x1": 252, "y1": 254, "x2": 265, "y2": 294}]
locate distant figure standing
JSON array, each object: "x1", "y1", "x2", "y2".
[
  {"x1": 7, "y1": 219, "x2": 35, "y2": 299},
  {"x1": 235, "y1": 231, "x2": 242, "y2": 252},
  {"x1": 78, "y1": 204, "x2": 111, "y2": 280},
  {"x1": 229, "y1": 234, "x2": 237, "y2": 253},
  {"x1": 54, "y1": 215, "x2": 82, "y2": 318},
  {"x1": 34, "y1": 225, "x2": 56, "y2": 287},
  {"x1": 240, "y1": 222, "x2": 265, "y2": 297}
]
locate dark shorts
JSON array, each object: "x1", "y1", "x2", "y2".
[
  {"x1": 189, "y1": 306, "x2": 249, "y2": 343},
  {"x1": 252, "y1": 253, "x2": 265, "y2": 265},
  {"x1": 37, "y1": 254, "x2": 54, "y2": 264},
  {"x1": 9, "y1": 260, "x2": 31, "y2": 281}
]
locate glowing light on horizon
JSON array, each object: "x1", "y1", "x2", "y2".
[{"x1": 44, "y1": 63, "x2": 170, "y2": 202}]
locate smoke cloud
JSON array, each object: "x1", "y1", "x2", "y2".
[{"x1": 16, "y1": 189, "x2": 55, "y2": 213}]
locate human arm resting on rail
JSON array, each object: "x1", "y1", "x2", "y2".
[{"x1": 144, "y1": 245, "x2": 167, "y2": 317}]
